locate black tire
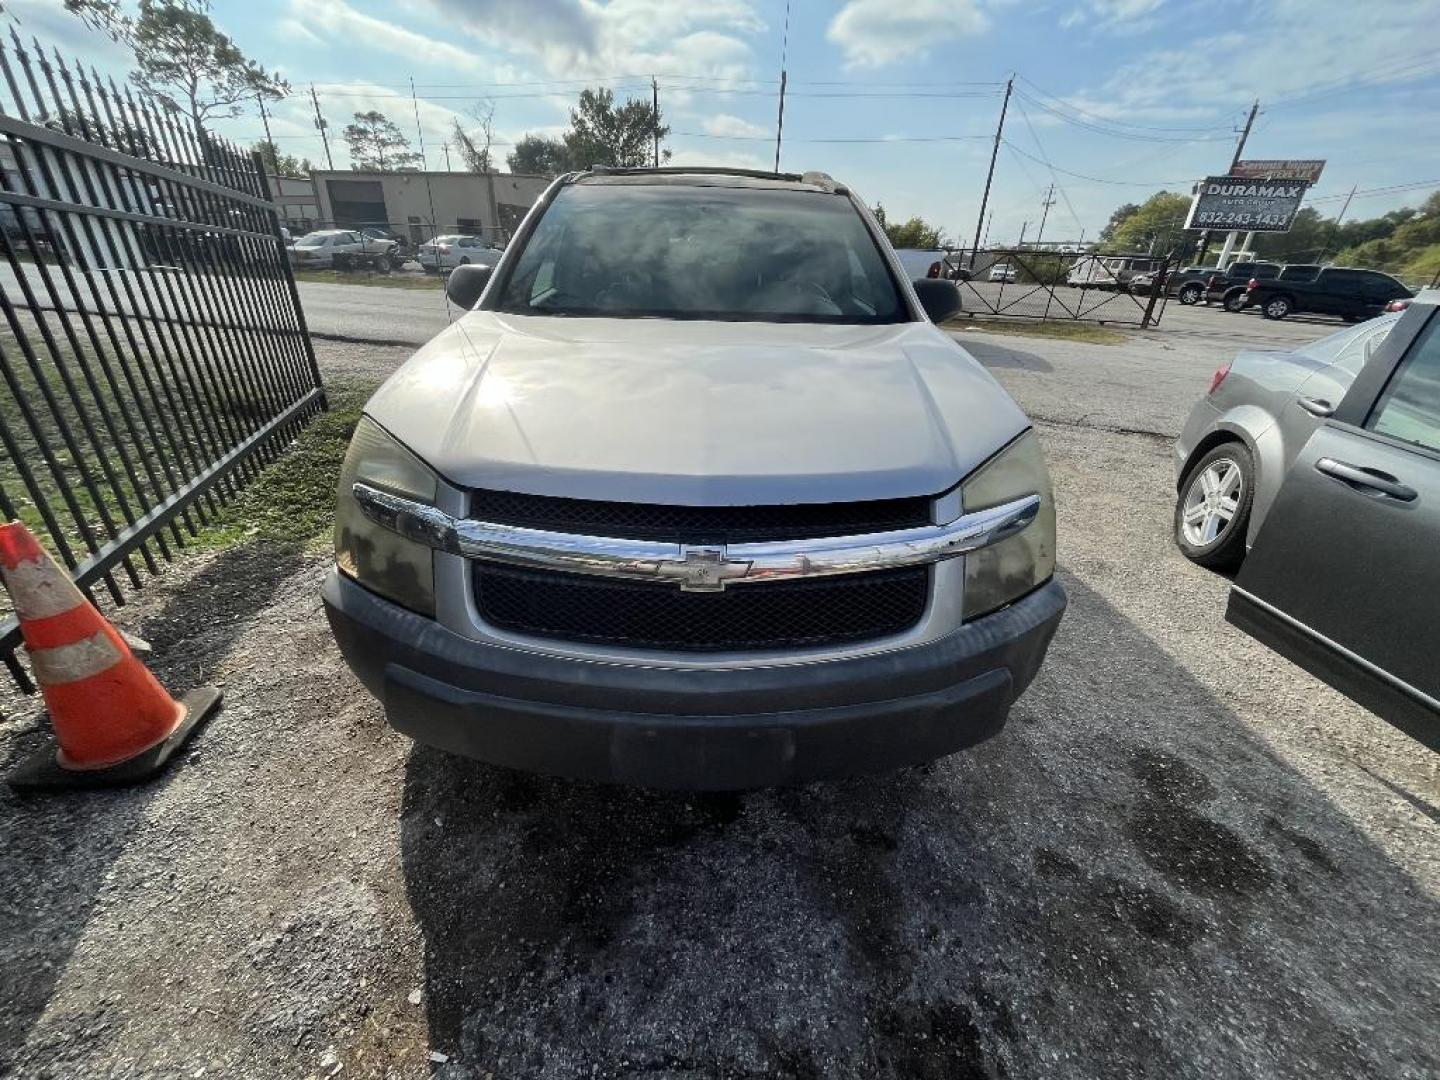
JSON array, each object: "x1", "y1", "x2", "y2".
[
  {"x1": 1261, "y1": 294, "x2": 1293, "y2": 320},
  {"x1": 373, "y1": 255, "x2": 391, "y2": 273},
  {"x1": 1222, "y1": 288, "x2": 1247, "y2": 313},
  {"x1": 1178, "y1": 283, "x2": 1202, "y2": 305},
  {"x1": 1175, "y1": 441, "x2": 1255, "y2": 571}
]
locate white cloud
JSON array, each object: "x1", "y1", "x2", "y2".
[
  {"x1": 826, "y1": 0, "x2": 988, "y2": 69},
  {"x1": 289, "y1": 0, "x2": 503, "y2": 75},
  {"x1": 422, "y1": 0, "x2": 764, "y2": 82},
  {"x1": 701, "y1": 114, "x2": 768, "y2": 139},
  {"x1": 1059, "y1": 0, "x2": 1163, "y2": 30},
  {"x1": 1094, "y1": 2, "x2": 1440, "y2": 111}
]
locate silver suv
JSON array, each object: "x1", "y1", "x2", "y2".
[{"x1": 322, "y1": 167, "x2": 1066, "y2": 789}]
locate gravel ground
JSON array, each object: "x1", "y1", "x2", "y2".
[{"x1": 1, "y1": 334, "x2": 1436, "y2": 1079}]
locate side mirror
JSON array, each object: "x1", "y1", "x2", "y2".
[
  {"x1": 912, "y1": 277, "x2": 962, "y2": 323},
  {"x1": 446, "y1": 263, "x2": 493, "y2": 309}
]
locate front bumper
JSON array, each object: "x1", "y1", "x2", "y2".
[{"x1": 321, "y1": 569, "x2": 1066, "y2": 789}]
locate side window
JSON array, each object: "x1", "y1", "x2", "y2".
[{"x1": 1368, "y1": 316, "x2": 1440, "y2": 453}]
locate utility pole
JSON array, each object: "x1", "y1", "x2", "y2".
[
  {"x1": 310, "y1": 84, "x2": 333, "y2": 171},
  {"x1": 1034, "y1": 182, "x2": 1056, "y2": 246},
  {"x1": 774, "y1": 0, "x2": 791, "y2": 172},
  {"x1": 1316, "y1": 183, "x2": 1357, "y2": 262},
  {"x1": 970, "y1": 76, "x2": 1013, "y2": 268},
  {"x1": 1217, "y1": 98, "x2": 1261, "y2": 268},
  {"x1": 409, "y1": 77, "x2": 428, "y2": 170},
  {"x1": 773, "y1": 70, "x2": 788, "y2": 172},
  {"x1": 652, "y1": 76, "x2": 660, "y2": 168},
  {"x1": 1229, "y1": 98, "x2": 1260, "y2": 173},
  {"x1": 1017, "y1": 219, "x2": 1028, "y2": 248},
  {"x1": 442, "y1": 142, "x2": 452, "y2": 171},
  {"x1": 256, "y1": 92, "x2": 274, "y2": 148}
]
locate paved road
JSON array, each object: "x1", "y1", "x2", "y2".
[
  {"x1": 2, "y1": 324, "x2": 1435, "y2": 1078},
  {"x1": 0, "y1": 260, "x2": 1364, "y2": 353}
]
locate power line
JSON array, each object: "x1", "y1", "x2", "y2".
[
  {"x1": 1015, "y1": 75, "x2": 1243, "y2": 133},
  {"x1": 1002, "y1": 141, "x2": 1193, "y2": 187},
  {"x1": 1012, "y1": 90, "x2": 1235, "y2": 143}
]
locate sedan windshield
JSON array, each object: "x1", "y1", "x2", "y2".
[
  {"x1": 492, "y1": 183, "x2": 907, "y2": 323},
  {"x1": 296, "y1": 233, "x2": 333, "y2": 247}
]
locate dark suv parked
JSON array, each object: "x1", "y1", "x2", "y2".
[
  {"x1": 1244, "y1": 266, "x2": 1414, "y2": 321},
  {"x1": 1202, "y1": 261, "x2": 1280, "y2": 309}
]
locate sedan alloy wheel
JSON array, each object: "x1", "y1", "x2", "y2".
[{"x1": 1181, "y1": 457, "x2": 1243, "y2": 546}]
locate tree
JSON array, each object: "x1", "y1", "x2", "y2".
[
  {"x1": 872, "y1": 203, "x2": 948, "y2": 248},
  {"x1": 1097, "y1": 202, "x2": 1140, "y2": 245},
  {"x1": 506, "y1": 134, "x2": 569, "y2": 176},
  {"x1": 452, "y1": 101, "x2": 495, "y2": 173},
  {"x1": 129, "y1": 0, "x2": 288, "y2": 131},
  {"x1": 562, "y1": 87, "x2": 669, "y2": 170},
  {"x1": 504, "y1": 86, "x2": 670, "y2": 176},
  {"x1": 1106, "y1": 191, "x2": 1191, "y2": 254},
  {"x1": 61, "y1": 0, "x2": 130, "y2": 40},
  {"x1": 343, "y1": 110, "x2": 422, "y2": 172},
  {"x1": 252, "y1": 139, "x2": 312, "y2": 177}
]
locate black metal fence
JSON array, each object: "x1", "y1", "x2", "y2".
[
  {"x1": 0, "y1": 32, "x2": 324, "y2": 691},
  {"x1": 939, "y1": 247, "x2": 1175, "y2": 328}
]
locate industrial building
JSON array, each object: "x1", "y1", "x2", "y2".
[{"x1": 308, "y1": 170, "x2": 550, "y2": 243}]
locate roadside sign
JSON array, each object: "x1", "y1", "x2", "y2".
[
  {"x1": 1184, "y1": 176, "x2": 1310, "y2": 233},
  {"x1": 1231, "y1": 159, "x2": 1326, "y2": 183}
]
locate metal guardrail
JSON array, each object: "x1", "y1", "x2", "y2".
[
  {"x1": 0, "y1": 33, "x2": 324, "y2": 691},
  {"x1": 942, "y1": 247, "x2": 1176, "y2": 328}
]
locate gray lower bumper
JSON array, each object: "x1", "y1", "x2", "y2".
[{"x1": 321, "y1": 570, "x2": 1066, "y2": 790}]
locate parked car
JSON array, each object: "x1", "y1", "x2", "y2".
[
  {"x1": 989, "y1": 262, "x2": 1018, "y2": 282},
  {"x1": 1243, "y1": 265, "x2": 1415, "y2": 321},
  {"x1": 288, "y1": 229, "x2": 397, "y2": 270},
  {"x1": 322, "y1": 166, "x2": 1066, "y2": 789},
  {"x1": 1131, "y1": 266, "x2": 1210, "y2": 300},
  {"x1": 1173, "y1": 311, "x2": 1401, "y2": 568},
  {"x1": 416, "y1": 234, "x2": 506, "y2": 272},
  {"x1": 1204, "y1": 260, "x2": 1281, "y2": 309},
  {"x1": 1065, "y1": 253, "x2": 1161, "y2": 290},
  {"x1": 1177, "y1": 299, "x2": 1439, "y2": 745}
]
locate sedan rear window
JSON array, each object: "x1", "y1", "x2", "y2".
[{"x1": 492, "y1": 184, "x2": 906, "y2": 323}]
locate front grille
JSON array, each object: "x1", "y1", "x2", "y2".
[
  {"x1": 469, "y1": 488, "x2": 932, "y2": 543},
  {"x1": 474, "y1": 563, "x2": 930, "y2": 651}
]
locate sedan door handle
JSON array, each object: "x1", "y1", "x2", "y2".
[
  {"x1": 1315, "y1": 457, "x2": 1418, "y2": 502},
  {"x1": 1297, "y1": 396, "x2": 1335, "y2": 417}
]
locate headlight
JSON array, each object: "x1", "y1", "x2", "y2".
[
  {"x1": 960, "y1": 429, "x2": 1056, "y2": 620},
  {"x1": 334, "y1": 416, "x2": 438, "y2": 616}
]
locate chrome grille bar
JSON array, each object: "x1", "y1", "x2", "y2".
[{"x1": 352, "y1": 482, "x2": 1040, "y2": 591}]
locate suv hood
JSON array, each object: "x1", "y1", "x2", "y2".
[{"x1": 364, "y1": 311, "x2": 1029, "y2": 505}]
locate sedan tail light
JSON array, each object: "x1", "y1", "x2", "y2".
[
  {"x1": 1246, "y1": 278, "x2": 1259, "y2": 290},
  {"x1": 1209, "y1": 360, "x2": 1233, "y2": 394},
  {"x1": 438, "y1": 244, "x2": 451, "y2": 254}
]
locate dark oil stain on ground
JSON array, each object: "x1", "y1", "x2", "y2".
[{"x1": 1126, "y1": 748, "x2": 1273, "y2": 896}]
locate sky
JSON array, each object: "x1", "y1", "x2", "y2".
[{"x1": 11, "y1": 0, "x2": 1440, "y2": 247}]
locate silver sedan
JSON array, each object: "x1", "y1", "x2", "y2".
[{"x1": 1172, "y1": 313, "x2": 1399, "y2": 568}]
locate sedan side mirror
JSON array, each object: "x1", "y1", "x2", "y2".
[
  {"x1": 446, "y1": 263, "x2": 493, "y2": 309},
  {"x1": 912, "y1": 277, "x2": 962, "y2": 323}
]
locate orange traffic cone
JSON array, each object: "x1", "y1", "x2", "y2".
[{"x1": 1, "y1": 521, "x2": 222, "y2": 791}]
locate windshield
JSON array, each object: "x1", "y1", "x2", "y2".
[
  {"x1": 492, "y1": 184, "x2": 906, "y2": 323},
  {"x1": 296, "y1": 233, "x2": 333, "y2": 247}
]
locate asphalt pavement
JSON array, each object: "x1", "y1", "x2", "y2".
[{"x1": 1, "y1": 314, "x2": 1434, "y2": 1078}]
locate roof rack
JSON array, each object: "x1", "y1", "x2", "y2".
[{"x1": 567, "y1": 165, "x2": 848, "y2": 194}]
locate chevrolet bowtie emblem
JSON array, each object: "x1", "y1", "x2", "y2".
[{"x1": 655, "y1": 547, "x2": 753, "y2": 592}]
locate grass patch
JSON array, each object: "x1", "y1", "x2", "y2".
[
  {"x1": 187, "y1": 379, "x2": 376, "y2": 552},
  {"x1": 294, "y1": 269, "x2": 444, "y2": 290},
  {"x1": 943, "y1": 317, "x2": 1129, "y2": 346}
]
